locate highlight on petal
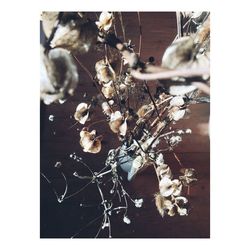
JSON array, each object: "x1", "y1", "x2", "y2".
[
  {"x1": 109, "y1": 111, "x2": 123, "y2": 133},
  {"x1": 159, "y1": 176, "x2": 174, "y2": 197},
  {"x1": 101, "y1": 102, "x2": 112, "y2": 116},
  {"x1": 74, "y1": 102, "x2": 90, "y2": 125},
  {"x1": 96, "y1": 12, "x2": 113, "y2": 31},
  {"x1": 95, "y1": 60, "x2": 116, "y2": 84},
  {"x1": 79, "y1": 129, "x2": 102, "y2": 154},
  {"x1": 169, "y1": 107, "x2": 186, "y2": 121},
  {"x1": 170, "y1": 96, "x2": 185, "y2": 107},
  {"x1": 102, "y1": 83, "x2": 115, "y2": 99}
]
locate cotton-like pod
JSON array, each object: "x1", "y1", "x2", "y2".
[
  {"x1": 40, "y1": 46, "x2": 78, "y2": 105},
  {"x1": 162, "y1": 36, "x2": 195, "y2": 70},
  {"x1": 79, "y1": 129, "x2": 102, "y2": 154},
  {"x1": 159, "y1": 176, "x2": 182, "y2": 197},
  {"x1": 102, "y1": 83, "x2": 115, "y2": 99},
  {"x1": 169, "y1": 107, "x2": 186, "y2": 121},
  {"x1": 170, "y1": 96, "x2": 185, "y2": 107},
  {"x1": 109, "y1": 111, "x2": 123, "y2": 133},
  {"x1": 95, "y1": 12, "x2": 113, "y2": 31},
  {"x1": 41, "y1": 12, "x2": 59, "y2": 38},
  {"x1": 95, "y1": 60, "x2": 116, "y2": 84},
  {"x1": 74, "y1": 103, "x2": 90, "y2": 125},
  {"x1": 101, "y1": 102, "x2": 112, "y2": 116},
  {"x1": 50, "y1": 18, "x2": 97, "y2": 53}
]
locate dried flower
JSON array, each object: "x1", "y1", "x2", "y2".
[
  {"x1": 102, "y1": 83, "x2": 115, "y2": 99},
  {"x1": 159, "y1": 176, "x2": 182, "y2": 197},
  {"x1": 79, "y1": 129, "x2": 102, "y2": 154},
  {"x1": 50, "y1": 19, "x2": 97, "y2": 53},
  {"x1": 95, "y1": 60, "x2": 116, "y2": 84},
  {"x1": 164, "y1": 199, "x2": 175, "y2": 216},
  {"x1": 109, "y1": 111, "x2": 127, "y2": 136},
  {"x1": 170, "y1": 96, "x2": 185, "y2": 107},
  {"x1": 169, "y1": 135, "x2": 182, "y2": 146},
  {"x1": 134, "y1": 198, "x2": 143, "y2": 208},
  {"x1": 179, "y1": 168, "x2": 197, "y2": 186},
  {"x1": 161, "y1": 36, "x2": 195, "y2": 70},
  {"x1": 74, "y1": 103, "x2": 90, "y2": 125},
  {"x1": 154, "y1": 193, "x2": 167, "y2": 217},
  {"x1": 40, "y1": 46, "x2": 79, "y2": 105},
  {"x1": 169, "y1": 107, "x2": 186, "y2": 121},
  {"x1": 177, "y1": 207, "x2": 188, "y2": 216},
  {"x1": 123, "y1": 216, "x2": 131, "y2": 224},
  {"x1": 41, "y1": 12, "x2": 59, "y2": 38},
  {"x1": 96, "y1": 12, "x2": 113, "y2": 31},
  {"x1": 101, "y1": 102, "x2": 112, "y2": 116}
]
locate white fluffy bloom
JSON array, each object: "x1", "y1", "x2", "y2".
[
  {"x1": 134, "y1": 198, "x2": 143, "y2": 208},
  {"x1": 96, "y1": 12, "x2": 113, "y2": 31},
  {"x1": 159, "y1": 176, "x2": 182, "y2": 197},
  {"x1": 123, "y1": 216, "x2": 131, "y2": 224}
]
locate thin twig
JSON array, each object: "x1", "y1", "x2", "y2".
[
  {"x1": 143, "y1": 81, "x2": 160, "y2": 118},
  {"x1": 118, "y1": 12, "x2": 126, "y2": 42},
  {"x1": 137, "y1": 12, "x2": 142, "y2": 56}
]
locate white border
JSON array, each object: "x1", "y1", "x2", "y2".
[{"x1": 1, "y1": 0, "x2": 249, "y2": 249}]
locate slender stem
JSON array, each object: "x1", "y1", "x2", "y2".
[
  {"x1": 118, "y1": 12, "x2": 126, "y2": 42},
  {"x1": 87, "y1": 119, "x2": 107, "y2": 130},
  {"x1": 63, "y1": 181, "x2": 93, "y2": 200},
  {"x1": 67, "y1": 121, "x2": 79, "y2": 130},
  {"x1": 59, "y1": 172, "x2": 68, "y2": 201},
  {"x1": 173, "y1": 152, "x2": 183, "y2": 168},
  {"x1": 41, "y1": 173, "x2": 60, "y2": 200},
  {"x1": 95, "y1": 217, "x2": 105, "y2": 238},
  {"x1": 71, "y1": 213, "x2": 104, "y2": 238},
  {"x1": 137, "y1": 12, "x2": 142, "y2": 56},
  {"x1": 113, "y1": 12, "x2": 118, "y2": 37},
  {"x1": 143, "y1": 81, "x2": 160, "y2": 118},
  {"x1": 153, "y1": 162, "x2": 160, "y2": 182}
]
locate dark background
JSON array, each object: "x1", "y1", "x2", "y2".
[{"x1": 40, "y1": 12, "x2": 210, "y2": 238}]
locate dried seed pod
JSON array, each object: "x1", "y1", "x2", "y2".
[
  {"x1": 102, "y1": 83, "x2": 115, "y2": 99},
  {"x1": 79, "y1": 129, "x2": 102, "y2": 154},
  {"x1": 162, "y1": 36, "x2": 195, "y2": 70},
  {"x1": 101, "y1": 102, "x2": 112, "y2": 116},
  {"x1": 74, "y1": 103, "x2": 90, "y2": 125},
  {"x1": 109, "y1": 111, "x2": 123, "y2": 133},
  {"x1": 95, "y1": 12, "x2": 113, "y2": 31},
  {"x1": 159, "y1": 176, "x2": 182, "y2": 197},
  {"x1": 95, "y1": 60, "x2": 116, "y2": 84},
  {"x1": 50, "y1": 18, "x2": 98, "y2": 53},
  {"x1": 41, "y1": 12, "x2": 59, "y2": 38},
  {"x1": 40, "y1": 46, "x2": 78, "y2": 105},
  {"x1": 169, "y1": 107, "x2": 186, "y2": 121}
]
